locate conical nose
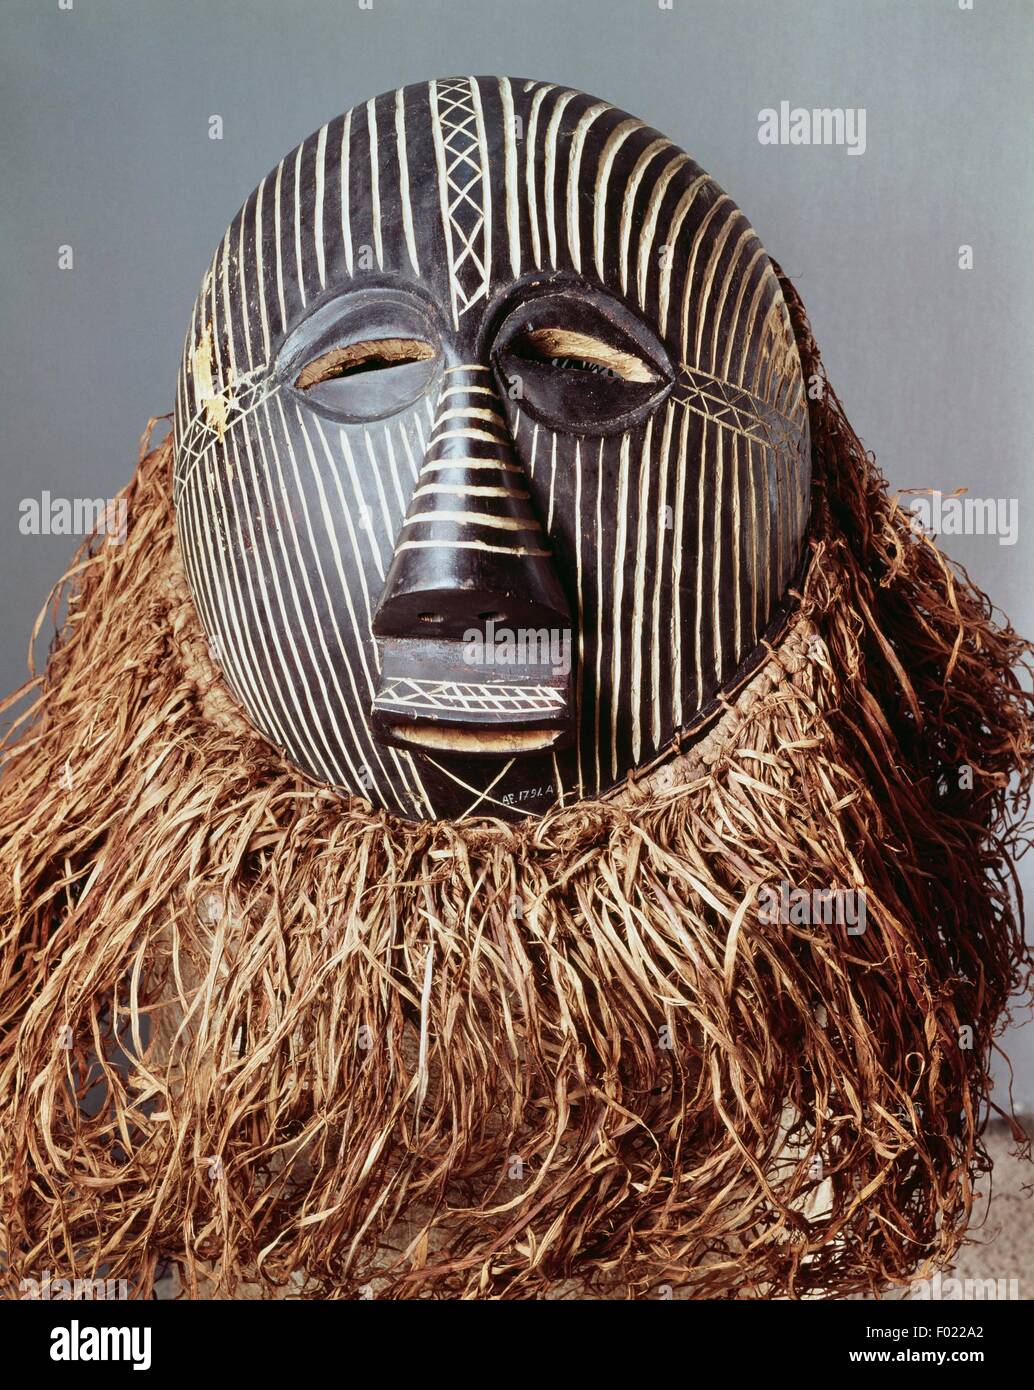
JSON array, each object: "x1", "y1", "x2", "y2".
[{"x1": 373, "y1": 366, "x2": 570, "y2": 637}]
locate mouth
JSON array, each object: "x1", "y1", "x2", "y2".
[{"x1": 371, "y1": 639, "x2": 574, "y2": 757}]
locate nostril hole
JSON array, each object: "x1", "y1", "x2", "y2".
[
  {"x1": 417, "y1": 612, "x2": 444, "y2": 623},
  {"x1": 478, "y1": 611, "x2": 505, "y2": 622}
]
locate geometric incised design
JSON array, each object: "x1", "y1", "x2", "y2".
[
  {"x1": 430, "y1": 77, "x2": 491, "y2": 326},
  {"x1": 174, "y1": 372, "x2": 276, "y2": 499},
  {"x1": 376, "y1": 677, "x2": 565, "y2": 716},
  {"x1": 671, "y1": 364, "x2": 805, "y2": 457}
]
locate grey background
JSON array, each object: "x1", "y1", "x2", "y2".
[{"x1": 2, "y1": 0, "x2": 1032, "y2": 1103}]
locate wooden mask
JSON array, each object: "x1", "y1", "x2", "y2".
[{"x1": 174, "y1": 77, "x2": 811, "y2": 821}]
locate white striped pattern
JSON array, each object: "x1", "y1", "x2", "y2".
[{"x1": 173, "y1": 76, "x2": 811, "y2": 821}]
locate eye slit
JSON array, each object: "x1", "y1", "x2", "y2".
[
  {"x1": 511, "y1": 327, "x2": 657, "y2": 384},
  {"x1": 295, "y1": 337, "x2": 435, "y2": 390}
]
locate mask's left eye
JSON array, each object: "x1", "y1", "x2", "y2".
[
  {"x1": 506, "y1": 328, "x2": 658, "y2": 383},
  {"x1": 279, "y1": 292, "x2": 441, "y2": 422},
  {"x1": 490, "y1": 288, "x2": 673, "y2": 436}
]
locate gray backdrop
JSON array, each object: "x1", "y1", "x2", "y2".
[{"x1": 2, "y1": 0, "x2": 1032, "y2": 1104}]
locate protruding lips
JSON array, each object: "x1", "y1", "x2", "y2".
[{"x1": 371, "y1": 637, "x2": 573, "y2": 756}]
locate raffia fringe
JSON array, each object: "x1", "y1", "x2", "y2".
[{"x1": 1, "y1": 279, "x2": 1032, "y2": 1299}]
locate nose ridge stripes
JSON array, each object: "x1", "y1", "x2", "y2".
[
  {"x1": 372, "y1": 363, "x2": 572, "y2": 637},
  {"x1": 400, "y1": 365, "x2": 550, "y2": 559}
]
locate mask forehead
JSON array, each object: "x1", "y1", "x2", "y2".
[
  {"x1": 173, "y1": 77, "x2": 810, "y2": 823},
  {"x1": 177, "y1": 76, "x2": 802, "y2": 364}
]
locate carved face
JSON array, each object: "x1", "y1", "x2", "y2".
[{"x1": 174, "y1": 76, "x2": 810, "y2": 822}]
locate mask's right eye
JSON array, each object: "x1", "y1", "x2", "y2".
[
  {"x1": 279, "y1": 292, "x2": 441, "y2": 422},
  {"x1": 295, "y1": 338, "x2": 436, "y2": 388}
]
